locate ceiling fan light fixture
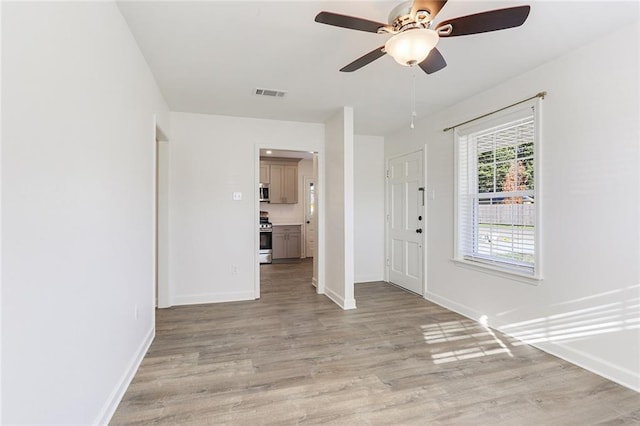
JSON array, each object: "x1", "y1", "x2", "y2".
[{"x1": 384, "y1": 28, "x2": 439, "y2": 66}]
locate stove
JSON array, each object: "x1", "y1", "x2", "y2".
[
  {"x1": 259, "y1": 222, "x2": 273, "y2": 231},
  {"x1": 259, "y1": 217, "x2": 272, "y2": 264}
]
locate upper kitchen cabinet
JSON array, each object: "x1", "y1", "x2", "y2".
[
  {"x1": 259, "y1": 161, "x2": 270, "y2": 183},
  {"x1": 261, "y1": 157, "x2": 299, "y2": 204}
]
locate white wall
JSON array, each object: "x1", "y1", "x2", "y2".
[
  {"x1": 385, "y1": 22, "x2": 640, "y2": 390},
  {"x1": 324, "y1": 108, "x2": 356, "y2": 309},
  {"x1": 168, "y1": 112, "x2": 324, "y2": 305},
  {"x1": 354, "y1": 135, "x2": 385, "y2": 283},
  {"x1": 1, "y1": 2, "x2": 169, "y2": 424}
]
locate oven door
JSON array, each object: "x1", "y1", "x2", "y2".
[{"x1": 259, "y1": 229, "x2": 272, "y2": 264}]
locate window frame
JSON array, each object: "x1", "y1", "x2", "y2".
[{"x1": 453, "y1": 98, "x2": 543, "y2": 283}]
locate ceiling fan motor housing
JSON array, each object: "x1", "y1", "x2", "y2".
[{"x1": 387, "y1": 1, "x2": 432, "y2": 33}]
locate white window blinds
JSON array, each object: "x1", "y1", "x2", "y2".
[{"x1": 456, "y1": 102, "x2": 540, "y2": 277}]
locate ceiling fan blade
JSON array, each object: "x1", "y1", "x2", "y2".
[
  {"x1": 418, "y1": 47, "x2": 447, "y2": 74},
  {"x1": 436, "y1": 5, "x2": 531, "y2": 37},
  {"x1": 315, "y1": 11, "x2": 387, "y2": 33},
  {"x1": 411, "y1": 0, "x2": 448, "y2": 21},
  {"x1": 340, "y1": 46, "x2": 387, "y2": 72}
]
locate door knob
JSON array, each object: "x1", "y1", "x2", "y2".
[
  {"x1": 416, "y1": 228, "x2": 423, "y2": 233},
  {"x1": 306, "y1": 220, "x2": 310, "y2": 224}
]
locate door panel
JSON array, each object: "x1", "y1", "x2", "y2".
[
  {"x1": 388, "y1": 151, "x2": 424, "y2": 295},
  {"x1": 392, "y1": 238, "x2": 403, "y2": 272},
  {"x1": 406, "y1": 241, "x2": 420, "y2": 279},
  {"x1": 391, "y1": 182, "x2": 404, "y2": 229}
]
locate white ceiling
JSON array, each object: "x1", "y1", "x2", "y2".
[{"x1": 117, "y1": 1, "x2": 639, "y2": 136}]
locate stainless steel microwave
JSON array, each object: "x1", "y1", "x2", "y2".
[{"x1": 259, "y1": 183, "x2": 270, "y2": 202}]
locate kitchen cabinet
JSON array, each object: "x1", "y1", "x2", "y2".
[
  {"x1": 270, "y1": 164, "x2": 297, "y2": 204},
  {"x1": 259, "y1": 162, "x2": 270, "y2": 183},
  {"x1": 272, "y1": 225, "x2": 301, "y2": 259},
  {"x1": 260, "y1": 158, "x2": 299, "y2": 204}
]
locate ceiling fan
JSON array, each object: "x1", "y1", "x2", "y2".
[{"x1": 314, "y1": 1, "x2": 530, "y2": 74}]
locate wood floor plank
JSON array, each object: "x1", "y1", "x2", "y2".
[{"x1": 111, "y1": 259, "x2": 639, "y2": 425}]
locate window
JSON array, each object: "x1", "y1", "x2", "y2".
[{"x1": 455, "y1": 99, "x2": 541, "y2": 279}]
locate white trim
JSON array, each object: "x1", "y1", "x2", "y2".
[
  {"x1": 451, "y1": 258, "x2": 542, "y2": 285},
  {"x1": 425, "y1": 290, "x2": 639, "y2": 392},
  {"x1": 302, "y1": 174, "x2": 316, "y2": 259},
  {"x1": 152, "y1": 116, "x2": 158, "y2": 313},
  {"x1": 0, "y1": 2, "x2": 3, "y2": 417},
  {"x1": 533, "y1": 99, "x2": 543, "y2": 278},
  {"x1": 0, "y1": 1, "x2": 4, "y2": 421},
  {"x1": 324, "y1": 285, "x2": 357, "y2": 310},
  {"x1": 254, "y1": 145, "x2": 262, "y2": 300},
  {"x1": 316, "y1": 151, "x2": 325, "y2": 295},
  {"x1": 154, "y1": 117, "x2": 171, "y2": 308},
  {"x1": 422, "y1": 144, "x2": 428, "y2": 297},
  {"x1": 173, "y1": 291, "x2": 256, "y2": 306},
  {"x1": 94, "y1": 326, "x2": 155, "y2": 425},
  {"x1": 425, "y1": 291, "x2": 485, "y2": 321},
  {"x1": 355, "y1": 275, "x2": 385, "y2": 283},
  {"x1": 548, "y1": 341, "x2": 640, "y2": 393}
]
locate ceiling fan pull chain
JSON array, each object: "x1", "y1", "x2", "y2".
[{"x1": 410, "y1": 68, "x2": 417, "y2": 129}]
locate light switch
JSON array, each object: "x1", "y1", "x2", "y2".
[{"x1": 232, "y1": 192, "x2": 242, "y2": 201}]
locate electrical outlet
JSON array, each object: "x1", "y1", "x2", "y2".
[
  {"x1": 134, "y1": 304, "x2": 139, "y2": 320},
  {"x1": 232, "y1": 265, "x2": 239, "y2": 275}
]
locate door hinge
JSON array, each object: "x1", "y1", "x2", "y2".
[
  {"x1": 386, "y1": 170, "x2": 390, "y2": 178},
  {"x1": 386, "y1": 214, "x2": 390, "y2": 222},
  {"x1": 386, "y1": 258, "x2": 390, "y2": 266}
]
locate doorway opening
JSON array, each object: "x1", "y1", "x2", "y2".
[{"x1": 256, "y1": 147, "x2": 321, "y2": 298}]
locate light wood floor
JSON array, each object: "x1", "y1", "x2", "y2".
[{"x1": 112, "y1": 259, "x2": 639, "y2": 425}]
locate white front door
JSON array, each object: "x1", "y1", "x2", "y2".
[
  {"x1": 303, "y1": 176, "x2": 316, "y2": 258},
  {"x1": 388, "y1": 151, "x2": 424, "y2": 295}
]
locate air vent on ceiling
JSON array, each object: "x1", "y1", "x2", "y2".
[{"x1": 255, "y1": 88, "x2": 287, "y2": 98}]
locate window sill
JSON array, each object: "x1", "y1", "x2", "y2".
[{"x1": 451, "y1": 258, "x2": 543, "y2": 286}]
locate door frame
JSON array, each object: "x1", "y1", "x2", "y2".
[
  {"x1": 302, "y1": 175, "x2": 316, "y2": 259},
  {"x1": 384, "y1": 147, "x2": 428, "y2": 297},
  {"x1": 154, "y1": 117, "x2": 170, "y2": 309},
  {"x1": 254, "y1": 145, "x2": 324, "y2": 298}
]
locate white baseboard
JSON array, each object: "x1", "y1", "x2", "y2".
[
  {"x1": 425, "y1": 291, "x2": 640, "y2": 392},
  {"x1": 94, "y1": 326, "x2": 154, "y2": 425},
  {"x1": 425, "y1": 291, "x2": 484, "y2": 322},
  {"x1": 312, "y1": 277, "x2": 318, "y2": 288},
  {"x1": 547, "y1": 341, "x2": 639, "y2": 392},
  {"x1": 355, "y1": 274, "x2": 384, "y2": 283},
  {"x1": 324, "y1": 286, "x2": 356, "y2": 310},
  {"x1": 173, "y1": 291, "x2": 255, "y2": 306}
]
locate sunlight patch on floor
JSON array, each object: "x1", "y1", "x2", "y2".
[{"x1": 422, "y1": 319, "x2": 514, "y2": 364}]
